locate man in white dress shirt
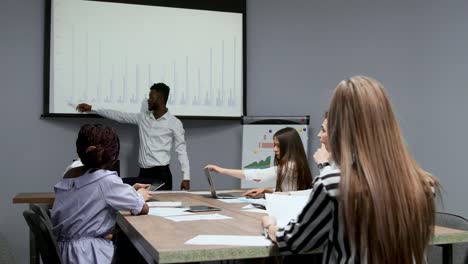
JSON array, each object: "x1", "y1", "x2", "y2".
[{"x1": 76, "y1": 83, "x2": 190, "y2": 190}]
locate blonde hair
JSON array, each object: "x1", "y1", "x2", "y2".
[{"x1": 327, "y1": 76, "x2": 439, "y2": 263}]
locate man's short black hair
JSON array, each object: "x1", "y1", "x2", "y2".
[{"x1": 150, "y1": 83, "x2": 170, "y2": 103}]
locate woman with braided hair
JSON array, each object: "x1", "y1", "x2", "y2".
[{"x1": 51, "y1": 124, "x2": 151, "y2": 264}]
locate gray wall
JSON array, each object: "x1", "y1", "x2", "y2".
[{"x1": 1, "y1": 0, "x2": 467, "y2": 263}]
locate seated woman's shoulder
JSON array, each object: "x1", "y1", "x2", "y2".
[{"x1": 314, "y1": 170, "x2": 341, "y2": 195}]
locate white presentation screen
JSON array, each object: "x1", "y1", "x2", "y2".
[{"x1": 47, "y1": 0, "x2": 244, "y2": 118}]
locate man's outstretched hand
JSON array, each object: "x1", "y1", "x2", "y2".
[{"x1": 76, "y1": 103, "x2": 92, "y2": 112}]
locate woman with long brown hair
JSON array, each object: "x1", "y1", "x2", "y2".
[
  {"x1": 262, "y1": 76, "x2": 440, "y2": 263},
  {"x1": 205, "y1": 127, "x2": 313, "y2": 196}
]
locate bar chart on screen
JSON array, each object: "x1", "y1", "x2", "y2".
[{"x1": 49, "y1": 0, "x2": 243, "y2": 117}]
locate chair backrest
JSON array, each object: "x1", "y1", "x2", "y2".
[
  {"x1": 430, "y1": 212, "x2": 468, "y2": 264},
  {"x1": 30, "y1": 204, "x2": 53, "y2": 230},
  {"x1": 435, "y1": 212, "x2": 468, "y2": 230},
  {"x1": 23, "y1": 210, "x2": 61, "y2": 264}
]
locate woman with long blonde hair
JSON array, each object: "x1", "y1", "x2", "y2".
[{"x1": 262, "y1": 76, "x2": 440, "y2": 263}]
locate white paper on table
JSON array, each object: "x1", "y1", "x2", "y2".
[
  {"x1": 288, "y1": 189, "x2": 312, "y2": 196},
  {"x1": 147, "y1": 201, "x2": 182, "y2": 207},
  {"x1": 241, "y1": 198, "x2": 267, "y2": 206},
  {"x1": 188, "y1": 190, "x2": 240, "y2": 195},
  {"x1": 265, "y1": 193, "x2": 309, "y2": 227},
  {"x1": 186, "y1": 191, "x2": 212, "y2": 195},
  {"x1": 242, "y1": 204, "x2": 255, "y2": 209},
  {"x1": 164, "y1": 213, "x2": 232, "y2": 222},
  {"x1": 148, "y1": 208, "x2": 193, "y2": 217},
  {"x1": 185, "y1": 235, "x2": 272, "y2": 246},
  {"x1": 150, "y1": 190, "x2": 188, "y2": 194},
  {"x1": 246, "y1": 198, "x2": 266, "y2": 206},
  {"x1": 242, "y1": 208, "x2": 267, "y2": 214},
  {"x1": 217, "y1": 198, "x2": 247, "y2": 203}
]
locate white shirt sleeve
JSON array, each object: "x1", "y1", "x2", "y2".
[
  {"x1": 94, "y1": 108, "x2": 140, "y2": 125},
  {"x1": 243, "y1": 166, "x2": 277, "y2": 182},
  {"x1": 172, "y1": 120, "x2": 190, "y2": 180}
]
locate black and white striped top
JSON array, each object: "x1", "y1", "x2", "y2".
[{"x1": 276, "y1": 168, "x2": 358, "y2": 263}]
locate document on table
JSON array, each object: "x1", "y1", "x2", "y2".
[
  {"x1": 164, "y1": 213, "x2": 232, "y2": 222},
  {"x1": 265, "y1": 193, "x2": 309, "y2": 227},
  {"x1": 150, "y1": 190, "x2": 188, "y2": 194},
  {"x1": 217, "y1": 198, "x2": 247, "y2": 203},
  {"x1": 187, "y1": 191, "x2": 212, "y2": 195},
  {"x1": 148, "y1": 208, "x2": 193, "y2": 217},
  {"x1": 242, "y1": 208, "x2": 268, "y2": 214},
  {"x1": 188, "y1": 190, "x2": 240, "y2": 195},
  {"x1": 242, "y1": 204, "x2": 255, "y2": 209},
  {"x1": 241, "y1": 204, "x2": 267, "y2": 214},
  {"x1": 147, "y1": 201, "x2": 182, "y2": 207},
  {"x1": 242, "y1": 198, "x2": 267, "y2": 206},
  {"x1": 185, "y1": 235, "x2": 272, "y2": 246}
]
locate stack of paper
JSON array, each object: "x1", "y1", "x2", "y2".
[
  {"x1": 147, "y1": 201, "x2": 182, "y2": 207},
  {"x1": 241, "y1": 204, "x2": 267, "y2": 214},
  {"x1": 217, "y1": 198, "x2": 246, "y2": 203},
  {"x1": 185, "y1": 235, "x2": 271, "y2": 246},
  {"x1": 265, "y1": 193, "x2": 309, "y2": 227},
  {"x1": 241, "y1": 198, "x2": 266, "y2": 205},
  {"x1": 148, "y1": 208, "x2": 193, "y2": 217}
]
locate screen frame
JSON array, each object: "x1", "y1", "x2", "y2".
[{"x1": 42, "y1": 0, "x2": 246, "y2": 120}]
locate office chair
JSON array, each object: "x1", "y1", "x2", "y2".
[
  {"x1": 23, "y1": 210, "x2": 61, "y2": 264},
  {"x1": 427, "y1": 212, "x2": 468, "y2": 264},
  {"x1": 30, "y1": 204, "x2": 53, "y2": 230}
]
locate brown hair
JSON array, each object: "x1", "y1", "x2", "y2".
[
  {"x1": 76, "y1": 124, "x2": 120, "y2": 170},
  {"x1": 327, "y1": 76, "x2": 439, "y2": 263},
  {"x1": 274, "y1": 127, "x2": 313, "y2": 191}
]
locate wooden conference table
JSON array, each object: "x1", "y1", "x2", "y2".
[{"x1": 13, "y1": 191, "x2": 468, "y2": 264}]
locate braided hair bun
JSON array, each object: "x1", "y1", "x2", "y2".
[{"x1": 76, "y1": 124, "x2": 120, "y2": 169}]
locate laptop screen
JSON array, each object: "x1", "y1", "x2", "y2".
[{"x1": 204, "y1": 169, "x2": 218, "y2": 198}]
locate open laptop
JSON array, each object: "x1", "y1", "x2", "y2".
[{"x1": 204, "y1": 169, "x2": 244, "y2": 199}]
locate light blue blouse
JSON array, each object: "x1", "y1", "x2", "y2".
[{"x1": 51, "y1": 169, "x2": 145, "y2": 264}]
